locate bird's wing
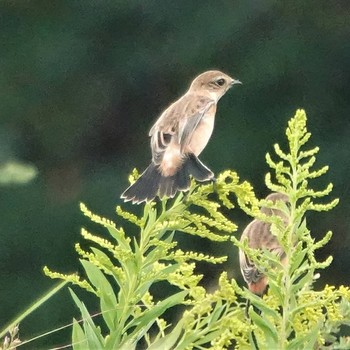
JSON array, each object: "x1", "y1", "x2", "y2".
[
  {"x1": 239, "y1": 219, "x2": 285, "y2": 285},
  {"x1": 149, "y1": 95, "x2": 214, "y2": 164},
  {"x1": 240, "y1": 245, "x2": 285, "y2": 285},
  {"x1": 239, "y1": 247, "x2": 264, "y2": 284},
  {"x1": 149, "y1": 104, "x2": 178, "y2": 165},
  {"x1": 239, "y1": 220, "x2": 269, "y2": 285},
  {"x1": 177, "y1": 95, "x2": 214, "y2": 152}
]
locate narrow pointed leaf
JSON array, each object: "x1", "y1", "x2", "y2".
[
  {"x1": 72, "y1": 318, "x2": 88, "y2": 350},
  {"x1": 69, "y1": 288, "x2": 104, "y2": 348},
  {"x1": 80, "y1": 259, "x2": 118, "y2": 330},
  {"x1": 126, "y1": 291, "x2": 188, "y2": 334},
  {"x1": 249, "y1": 308, "x2": 278, "y2": 346},
  {"x1": 148, "y1": 320, "x2": 184, "y2": 350}
]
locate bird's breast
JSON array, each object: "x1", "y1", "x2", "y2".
[{"x1": 186, "y1": 110, "x2": 215, "y2": 156}]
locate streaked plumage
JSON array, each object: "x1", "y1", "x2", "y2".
[{"x1": 239, "y1": 193, "x2": 289, "y2": 295}]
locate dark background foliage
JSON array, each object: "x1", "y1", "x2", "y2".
[{"x1": 0, "y1": 1, "x2": 349, "y2": 348}]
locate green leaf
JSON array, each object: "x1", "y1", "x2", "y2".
[
  {"x1": 248, "y1": 331, "x2": 259, "y2": 350},
  {"x1": 268, "y1": 278, "x2": 284, "y2": 304},
  {"x1": 69, "y1": 288, "x2": 105, "y2": 348},
  {"x1": 195, "y1": 329, "x2": 228, "y2": 346},
  {"x1": 248, "y1": 292, "x2": 280, "y2": 319},
  {"x1": 90, "y1": 247, "x2": 124, "y2": 287},
  {"x1": 125, "y1": 291, "x2": 188, "y2": 337},
  {"x1": 80, "y1": 259, "x2": 118, "y2": 330},
  {"x1": 148, "y1": 320, "x2": 184, "y2": 350},
  {"x1": 144, "y1": 206, "x2": 157, "y2": 232},
  {"x1": 118, "y1": 341, "x2": 137, "y2": 350},
  {"x1": 107, "y1": 226, "x2": 130, "y2": 250},
  {"x1": 72, "y1": 318, "x2": 88, "y2": 350},
  {"x1": 207, "y1": 300, "x2": 224, "y2": 326},
  {"x1": 104, "y1": 330, "x2": 122, "y2": 350},
  {"x1": 249, "y1": 307, "x2": 278, "y2": 346},
  {"x1": 289, "y1": 244, "x2": 307, "y2": 274},
  {"x1": 290, "y1": 267, "x2": 314, "y2": 294},
  {"x1": 135, "y1": 263, "x2": 180, "y2": 297},
  {"x1": 287, "y1": 322, "x2": 321, "y2": 350}
]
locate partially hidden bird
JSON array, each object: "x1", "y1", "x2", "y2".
[
  {"x1": 239, "y1": 193, "x2": 289, "y2": 295},
  {"x1": 121, "y1": 70, "x2": 241, "y2": 204}
]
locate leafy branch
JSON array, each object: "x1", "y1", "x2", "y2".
[
  {"x1": 42, "y1": 109, "x2": 350, "y2": 350},
  {"x1": 44, "y1": 169, "x2": 255, "y2": 349},
  {"x1": 235, "y1": 109, "x2": 347, "y2": 350}
]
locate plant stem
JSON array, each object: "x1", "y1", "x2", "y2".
[
  {"x1": 279, "y1": 132, "x2": 300, "y2": 349},
  {"x1": 0, "y1": 281, "x2": 68, "y2": 339}
]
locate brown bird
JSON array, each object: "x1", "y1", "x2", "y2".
[
  {"x1": 239, "y1": 193, "x2": 289, "y2": 295},
  {"x1": 121, "y1": 70, "x2": 241, "y2": 204}
]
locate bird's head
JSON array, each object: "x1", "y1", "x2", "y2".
[{"x1": 188, "y1": 70, "x2": 241, "y2": 101}]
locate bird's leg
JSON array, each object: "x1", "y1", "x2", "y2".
[
  {"x1": 182, "y1": 191, "x2": 190, "y2": 203},
  {"x1": 244, "y1": 299, "x2": 260, "y2": 348},
  {"x1": 244, "y1": 299, "x2": 251, "y2": 319},
  {"x1": 211, "y1": 176, "x2": 218, "y2": 193},
  {"x1": 245, "y1": 298, "x2": 263, "y2": 318}
]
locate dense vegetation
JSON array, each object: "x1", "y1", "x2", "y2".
[{"x1": 1, "y1": 2, "x2": 349, "y2": 348}]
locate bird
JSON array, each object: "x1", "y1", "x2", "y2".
[
  {"x1": 121, "y1": 70, "x2": 241, "y2": 204},
  {"x1": 239, "y1": 193, "x2": 289, "y2": 295}
]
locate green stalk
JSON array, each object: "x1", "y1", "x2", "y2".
[
  {"x1": 279, "y1": 126, "x2": 300, "y2": 349},
  {"x1": 280, "y1": 197, "x2": 296, "y2": 349},
  {"x1": 117, "y1": 197, "x2": 185, "y2": 346},
  {"x1": 0, "y1": 280, "x2": 68, "y2": 339}
]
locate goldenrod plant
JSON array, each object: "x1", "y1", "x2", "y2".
[
  {"x1": 233, "y1": 110, "x2": 350, "y2": 350},
  {"x1": 44, "y1": 169, "x2": 255, "y2": 349},
  {"x1": 42, "y1": 110, "x2": 350, "y2": 350}
]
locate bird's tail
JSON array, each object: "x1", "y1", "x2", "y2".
[{"x1": 121, "y1": 154, "x2": 214, "y2": 204}]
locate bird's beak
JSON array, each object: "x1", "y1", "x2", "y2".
[{"x1": 231, "y1": 79, "x2": 242, "y2": 86}]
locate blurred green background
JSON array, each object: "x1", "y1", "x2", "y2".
[{"x1": 1, "y1": 0, "x2": 349, "y2": 348}]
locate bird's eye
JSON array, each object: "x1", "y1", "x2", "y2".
[{"x1": 216, "y1": 78, "x2": 226, "y2": 86}]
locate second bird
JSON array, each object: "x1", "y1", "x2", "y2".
[
  {"x1": 239, "y1": 193, "x2": 289, "y2": 295},
  {"x1": 121, "y1": 70, "x2": 241, "y2": 204}
]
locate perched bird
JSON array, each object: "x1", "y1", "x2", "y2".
[
  {"x1": 239, "y1": 193, "x2": 289, "y2": 295},
  {"x1": 121, "y1": 70, "x2": 241, "y2": 204}
]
